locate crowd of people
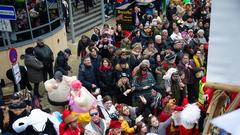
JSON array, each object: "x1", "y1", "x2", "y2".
[{"x1": 1, "y1": 0, "x2": 235, "y2": 135}]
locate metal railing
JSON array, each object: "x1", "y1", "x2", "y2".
[{"x1": 0, "y1": 0, "x2": 64, "y2": 51}]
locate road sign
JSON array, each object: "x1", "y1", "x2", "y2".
[
  {"x1": 0, "y1": 5, "x2": 16, "y2": 20},
  {"x1": 0, "y1": 19, "x2": 12, "y2": 32},
  {"x1": 9, "y1": 48, "x2": 18, "y2": 64},
  {"x1": 12, "y1": 63, "x2": 21, "y2": 84}
]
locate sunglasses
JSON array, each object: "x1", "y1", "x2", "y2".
[{"x1": 90, "y1": 112, "x2": 99, "y2": 117}]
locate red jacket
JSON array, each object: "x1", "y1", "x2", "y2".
[
  {"x1": 63, "y1": 126, "x2": 82, "y2": 135},
  {"x1": 179, "y1": 125, "x2": 200, "y2": 135}
]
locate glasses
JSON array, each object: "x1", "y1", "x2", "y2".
[{"x1": 90, "y1": 112, "x2": 99, "y2": 117}]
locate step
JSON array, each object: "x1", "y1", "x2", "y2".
[
  {"x1": 73, "y1": 2, "x2": 102, "y2": 17},
  {"x1": 73, "y1": 6, "x2": 102, "y2": 22},
  {"x1": 75, "y1": 20, "x2": 102, "y2": 37},
  {"x1": 74, "y1": 10, "x2": 101, "y2": 27},
  {"x1": 75, "y1": 15, "x2": 102, "y2": 32}
]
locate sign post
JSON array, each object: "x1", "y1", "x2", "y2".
[
  {"x1": 9, "y1": 48, "x2": 21, "y2": 92},
  {"x1": 0, "y1": 5, "x2": 21, "y2": 91}
]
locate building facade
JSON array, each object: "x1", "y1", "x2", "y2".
[{"x1": 0, "y1": 0, "x2": 68, "y2": 83}]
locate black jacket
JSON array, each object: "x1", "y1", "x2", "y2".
[
  {"x1": 78, "y1": 64, "x2": 97, "y2": 90},
  {"x1": 6, "y1": 66, "x2": 32, "y2": 92},
  {"x1": 34, "y1": 44, "x2": 54, "y2": 67},
  {"x1": 54, "y1": 51, "x2": 71, "y2": 75},
  {"x1": 77, "y1": 37, "x2": 91, "y2": 57},
  {"x1": 97, "y1": 68, "x2": 115, "y2": 96}
]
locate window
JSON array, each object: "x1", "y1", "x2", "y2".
[
  {"x1": 0, "y1": 0, "x2": 63, "y2": 49},
  {"x1": 0, "y1": 32, "x2": 4, "y2": 47}
]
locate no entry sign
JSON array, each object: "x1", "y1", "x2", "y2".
[{"x1": 9, "y1": 48, "x2": 18, "y2": 64}]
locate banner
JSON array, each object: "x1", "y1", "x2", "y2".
[{"x1": 207, "y1": 0, "x2": 240, "y2": 86}]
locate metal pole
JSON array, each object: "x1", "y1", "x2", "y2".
[
  {"x1": 68, "y1": 0, "x2": 75, "y2": 43},
  {"x1": 5, "y1": 31, "x2": 21, "y2": 92},
  {"x1": 101, "y1": 0, "x2": 105, "y2": 24}
]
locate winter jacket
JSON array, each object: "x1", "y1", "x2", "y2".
[
  {"x1": 177, "y1": 60, "x2": 198, "y2": 84},
  {"x1": 143, "y1": 48, "x2": 158, "y2": 59},
  {"x1": 85, "y1": 119, "x2": 108, "y2": 135},
  {"x1": 77, "y1": 64, "x2": 97, "y2": 90},
  {"x1": 150, "y1": 117, "x2": 172, "y2": 135},
  {"x1": 24, "y1": 54, "x2": 44, "y2": 83},
  {"x1": 77, "y1": 37, "x2": 91, "y2": 57},
  {"x1": 120, "y1": 120, "x2": 135, "y2": 134},
  {"x1": 54, "y1": 51, "x2": 71, "y2": 75},
  {"x1": 90, "y1": 55, "x2": 102, "y2": 71},
  {"x1": 97, "y1": 67, "x2": 115, "y2": 96},
  {"x1": 129, "y1": 54, "x2": 142, "y2": 70},
  {"x1": 34, "y1": 44, "x2": 54, "y2": 67},
  {"x1": 114, "y1": 64, "x2": 131, "y2": 81},
  {"x1": 132, "y1": 72, "x2": 156, "y2": 97},
  {"x1": 6, "y1": 66, "x2": 32, "y2": 91}
]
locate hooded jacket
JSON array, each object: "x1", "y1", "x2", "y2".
[{"x1": 54, "y1": 51, "x2": 71, "y2": 75}]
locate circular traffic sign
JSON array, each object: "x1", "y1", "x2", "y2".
[{"x1": 9, "y1": 48, "x2": 18, "y2": 64}]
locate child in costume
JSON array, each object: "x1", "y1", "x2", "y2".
[{"x1": 68, "y1": 80, "x2": 97, "y2": 113}]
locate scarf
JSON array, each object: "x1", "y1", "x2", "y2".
[
  {"x1": 193, "y1": 55, "x2": 203, "y2": 68},
  {"x1": 142, "y1": 72, "x2": 148, "y2": 79},
  {"x1": 90, "y1": 119, "x2": 105, "y2": 135},
  {"x1": 193, "y1": 55, "x2": 205, "y2": 78},
  {"x1": 99, "y1": 65, "x2": 112, "y2": 72}
]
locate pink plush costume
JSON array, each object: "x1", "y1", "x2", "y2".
[{"x1": 68, "y1": 80, "x2": 97, "y2": 113}]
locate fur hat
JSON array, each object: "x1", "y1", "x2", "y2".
[
  {"x1": 116, "y1": 48, "x2": 131, "y2": 56},
  {"x1": 132, "y1": 43, "x2": 142, "y2": 52},
  {"x1": 181, "y1": 104, "x2": 201, "y2": 129}
]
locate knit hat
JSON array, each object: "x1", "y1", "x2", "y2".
[
  {"x1": 54, "y1": 71, "x2": 63, "y2": 80},
  {"x1": 64, "y1": 48, "x2": 72, "y2": 55},
  {"x1": 91, "y1": 34, "x2": 99, "y2": 42},
  {"x1": 109, "y1": 120, "x2": 121, "y2": 129},
  {"x1": 119, "y1": 72, "x2": 130, "y2": 78},
  {"x1": 164, "y1": 54, "x2": 176, "y2": 63},
  {"x1": 71, "y1": 80, "x2": 82, "y2": 90},
  {"x1": 139, "y1": 59, "x2": 150, "y2": 68}
]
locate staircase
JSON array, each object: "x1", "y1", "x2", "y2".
[{"x1": 67, "y1": 0, "x2": 103, "y2": 40}]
